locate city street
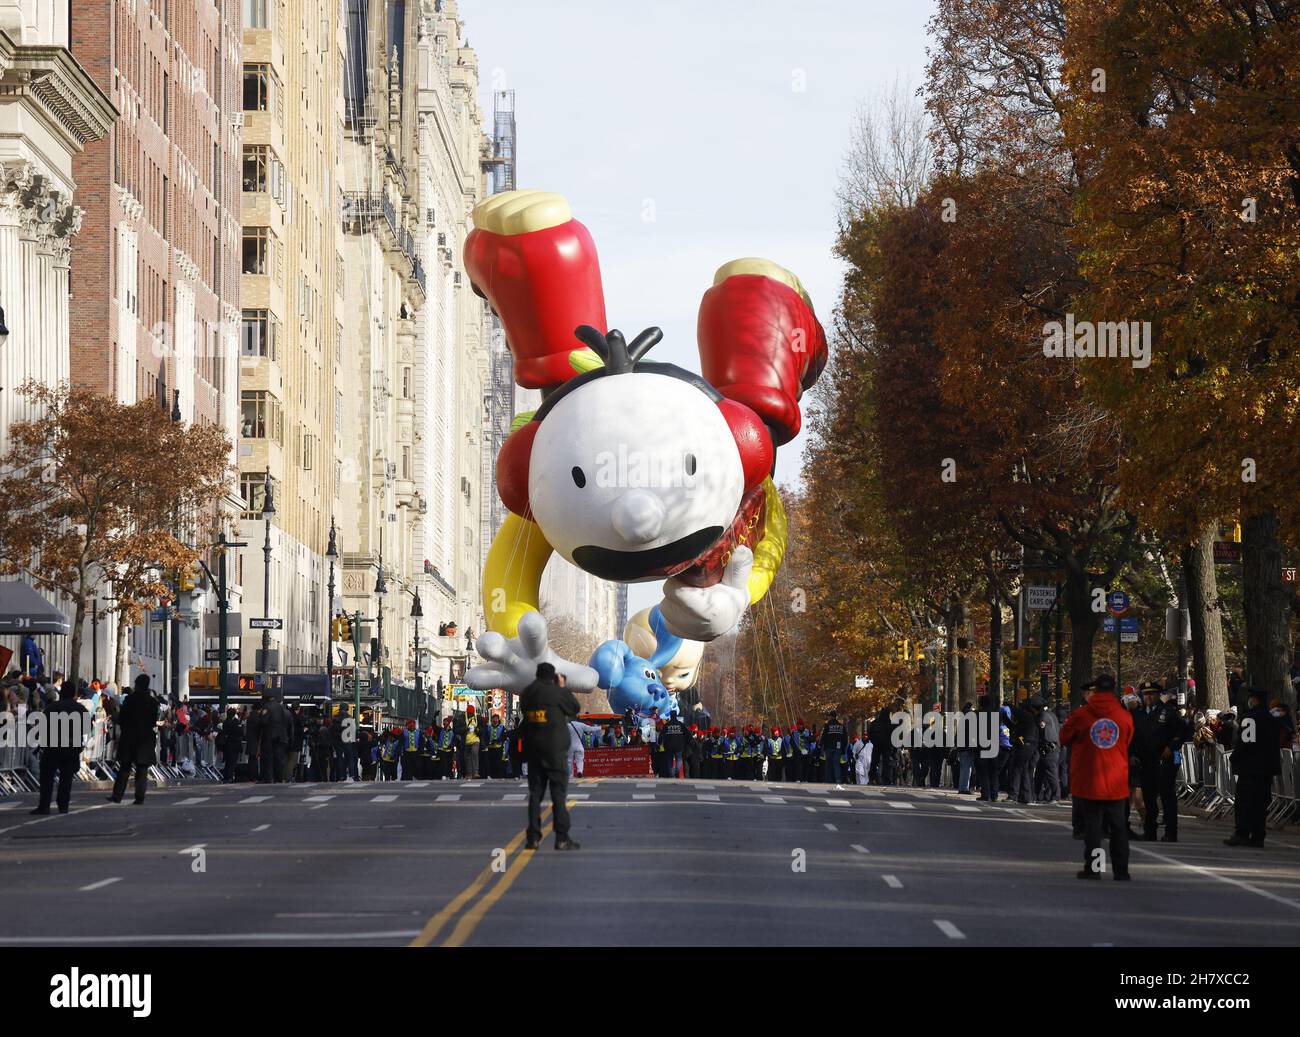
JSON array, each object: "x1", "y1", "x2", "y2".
[{"x1": 1, "y1": 778, "x2": 1297, "y2": 947}]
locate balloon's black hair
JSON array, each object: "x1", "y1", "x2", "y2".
[{"x1": 532, "y1": 325, "x2": 722, "y2": 425}]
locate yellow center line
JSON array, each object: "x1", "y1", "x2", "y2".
[
  {"x1": 408, "y1": 805, "x2": 551, "y2": 948},
  {"x1": 438, "y1": 799, "x2": 579, "y2": 949}
]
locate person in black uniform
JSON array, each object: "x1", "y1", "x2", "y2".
[
  {"x1": 660, "y1": 711, "x2": 687, "y2": 778},
  {"x1": 108, "y1": 674, "x2": 160, "y2": 804},
  {"x1": 520, "y1": 663, "x2": 580, "y2": 850},
  {"x1": 1008, "y1": 697, "x2": 1041, "y2": 803},
  {"x1": 820, "y1": 711, "x2": 846, "y2": 784},
  {"x1": 31, "y1": 680, "x2": 87, "y2": 815},
  {"x1": 1133, "y1": 680, "x2": 1182, "y2": 842},
  {"x1": 1225, "y1": 687, "x2": 1281, "y2": 847},
  {"x1": 220, "y1": 708, "x2": 244, "y2": 783}
]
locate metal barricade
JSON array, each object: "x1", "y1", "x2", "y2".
[
  {"x1": 1208, "y1": 747, "x2": 1236, "y2": 820},
  {"x1": 1267, "y1": 748, "x2": 1297, "y2": 826}
]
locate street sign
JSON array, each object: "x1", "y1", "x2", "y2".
[
  {"x1": 1026, "y1": 585, "x2": 1057, "y2": 611},
  {"x1": 1284, "y1": 567, "x2": 1298, "y2": 584},
  {"x1": 1106, "y1": 591, "x2": 1130, "y2": 616},
  {"x1": 1213, "y1": 542, "x2": 1241, "y2": 564},
  {"x1": 1039, "y1": 661, "x2": 1053, "y2": 676},
  {"x1": 1103, "y1": 616, "x2": 1139, "y2": 642},
  {"x1": 249, "y1": 617, "x2": 283, "y2": 630},
  {"x1": 204, "y1": 647, "x2": 241, "y2": 662},
  {"x1": 343, "y1": 678, "x2": 372, "y2": 692},
  {"x1": 854, "y1": 675, "x2": 873, "y2": 689}
]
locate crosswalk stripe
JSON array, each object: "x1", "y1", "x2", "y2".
[
  {"x1": 632, "y1": 793, "x2": 655, "y2": 800},
  {"x1": 371, "y1": 795, "x2": 397, "y2": 803},
  {"x1": 888, "y1": 801, "x2": 915, "y2": 810},
  {"x1": 953, "y1": 805, "x2": 981, "y2": 812},
  {"x1": 934, "y1": 919, "x2": 966, "y2": 940},
  {"x1": 850, "y1": 844, "x2": 870, "y2": 854},
  {"x1": 761, "y1": 796, "x2": 786, "y2": 804},
  {"x1": 823, "y1": 823, "x2": 838, "y2": 832},
  {"x1": 502, "y1": 794, "x2": 525, "y2": 801},
  {"x1": 304, "y1": 795, "x2": 334, "y2": 803},
  {"x1": 79, "y1": 877, "x2": 122, "y2": 892},
  {"x1": 882, "y1": 875, "x2": 904, "y2": 889},
  {"x1": 239, "y1": 796, "x2": 271, "y2": 804},
  {"x1": 175, "y1": 797, "x2": 209, "y2": 806},
  {"x1": 825, "y1": 798, "x2": 851, "y2": 807},
  {"x1": 436, "y1": 794, "x2": 461, "y2": 802},
  {"x1": 697, "y1": 794, "x2": 720, "y2": 802}
]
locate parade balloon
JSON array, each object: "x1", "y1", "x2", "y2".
[
  {"x1": 465, "y1": 188, "x2": 826, "y2": 647},
  {"x1": 623, "y1": 607, "x2": 704, "y2": 692}
]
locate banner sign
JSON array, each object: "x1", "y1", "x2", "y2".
[{"x1": 578, "y1": 747, "x2": 652, "y2": 778}]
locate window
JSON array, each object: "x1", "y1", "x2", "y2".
[
  {"x1": 242, "y1": 227, "x2": 269, "y2": 274},
  {"x1": 302, "y1": 433, "x2": 314, "y2": 471},
  {"x1": 243, "y1": 63, "x2": 273, "y2": 111},
  {"x1": 240, "y1": 390, "x2": 282, "y2": 442},
  {"x1": 240, "y1": 472, "x2": 267, "y2": 519},
  {"x1": 243, "y1": 0, "x2": 268, "y2": 29},
  {"x1": 242, "y1": 145, "x2": 269, "y2": 192},
  {"x1": 401, "y1": 446, "x2": 410, "y2": 481},
  {"x1": 241, "y1": 309, "x2": 279, "y2": 360},
  {"x1": 402, "y1": 367, "x2": 411, "y2": 398}
]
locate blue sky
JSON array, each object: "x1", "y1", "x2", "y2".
[{"x1": 458, "y1": 0, "x2": 936, "y2": 615}]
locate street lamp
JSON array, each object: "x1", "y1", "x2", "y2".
[
  {"x1": 260, "y1": 473, "x2": 276, "y2": 678},
  {"x1": 411, "y1": 589, "x2": 423, "y2": 718},
  {"x1": 373, "y1": 555, "x2": 387, "y2": 687},
  {"x1": 325, "y1": 517, "x2": 338, "y2": 709}
]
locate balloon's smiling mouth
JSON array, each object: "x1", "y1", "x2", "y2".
[{"x1": 572, "y1": 526, "x2": 724, "y2": 582}]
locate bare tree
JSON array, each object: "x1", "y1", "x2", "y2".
[{"x1": 838, "y1": 77, "x2": 934, "y2": 219}]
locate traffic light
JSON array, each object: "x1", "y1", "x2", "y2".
[
  {"x1": 187, "y1": 667, "x2": 216, "y2": 689},
  {"x1": 331, "y1": 615, "x2": 351, "y2": 642},
  {"x1": 1007, "y1": 648, "x2": 1026, "y2": 681},
  {"x1": 236, "y1": 674, "x2": 261, "y2": 693},
  {"x1": 895, "y1": 639, "x2": 910, "y2": 663},
  {"x1": 178, "y1": 563, "x2": 199, "y2": 594},
  {"x1": 910, "y1": 642, "x2": 926, "y2": 662}
]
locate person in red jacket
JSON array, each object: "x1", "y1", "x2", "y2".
[{"x1": 1060, "y1": 674, "x2": 1135, "y2": 881}]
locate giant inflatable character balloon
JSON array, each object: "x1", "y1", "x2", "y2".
[
  {"x1": 623, "y1": 607, "x2": 704, "y2": 693},
  {"x1": 465, "y1": 188, "x2": 825, "y2": 697}
]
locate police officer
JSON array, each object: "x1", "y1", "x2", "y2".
[
  {"x1": 1225, "y1": 687, "x2": 1281, "y2": 848},
  {"x1": 1035, "y1": 699, "x2": 1062, "y2": 802},
  {"x1": 31, "y1": 680, "x2": 86, "y2": 815},
  {"x1": 1133, "y1": 680, "x2": 1181, "y2": 842},
  {"x1": 1008, "y1": 697, "x2": 1041, "y2": 803},
  {"x1": 660, "y1": 711, "x2": 686, "y2": 778},
  {"x1": 821, "y1": 711, "x2": 847, "y2": 785},
  {"x1": 520, "y1": 663, "x2": 580, "y2": 851}
]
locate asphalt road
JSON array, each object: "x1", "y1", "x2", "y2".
[{"x1": 0, "y1": 777, "x2": 1298, "y2": 946}]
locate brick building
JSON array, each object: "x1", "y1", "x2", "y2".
[{"x1": 70, "y1": 0, "x2": 241, "y2": 429}]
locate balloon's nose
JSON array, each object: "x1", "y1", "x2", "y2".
[{"x1": 610, "y1": 490, "x2": 664, "y2": 545}]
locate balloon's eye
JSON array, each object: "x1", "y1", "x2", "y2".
[
  {"x1": 571, "y1": 466, "x2": 586, "y2": 488},
  {"x1": 684, "y1": 452, "x2": 697, "y2": 476},
  {"x1": 644, "y1": 669, "x2": 656, "y2": 679}
]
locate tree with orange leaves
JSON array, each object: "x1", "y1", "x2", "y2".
[
  {"x1": 1062, "y1": 0, "x2": 1300, "y2": 706},
  {"x1": 0, "y1": 383, "x2": 232, "y2": 683}
]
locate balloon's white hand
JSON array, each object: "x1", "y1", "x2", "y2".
[
  {"x1": 465, "y1": 611, "x2": 600, "y2": 694},
  {"x1": 659, "y1": 546, "x2": 752, "y2": 641}
]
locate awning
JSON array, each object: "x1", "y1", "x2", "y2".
[{"x1": 0, "y1": 581, "x2": 70, "y2": 635}]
